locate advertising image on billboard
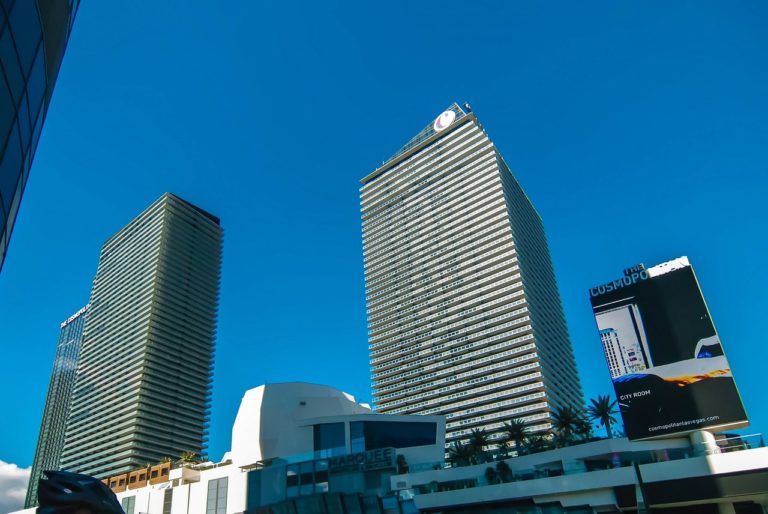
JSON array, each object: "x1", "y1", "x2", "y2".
[{"x1": 589, "y1": 257, "x2": 748, "y2": 440}]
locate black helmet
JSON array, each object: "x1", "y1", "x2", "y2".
[{"x1": 37, "y1": 470, "x2": 124, "y2": 514}]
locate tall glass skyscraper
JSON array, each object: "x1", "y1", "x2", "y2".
[
  {"x1": 0, "y1": 0, "x2": 79, "y2": 272},
  {"x1": 361, "y1": 103, "x2": 583, "y2": 447},
  {"x1": 59, "y1": 193, "x2": 222, "y2": 478},
  {"x1": 25, "y1": 305, "x2": 88, "y2": 507}
]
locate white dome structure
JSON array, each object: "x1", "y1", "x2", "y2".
[{"x1": 230, "y1": 382, "x2": 372, "y2": 466}]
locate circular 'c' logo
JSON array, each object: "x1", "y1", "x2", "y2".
[{"x1": 433, "y1": 111, "x2": 456, "y2": 132}]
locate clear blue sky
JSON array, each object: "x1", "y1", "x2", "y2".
[{"x1": 1, "y1": 2, "x2": 766, "y2": 467}]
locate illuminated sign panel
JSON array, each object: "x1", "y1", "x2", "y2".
[{"x1": 589, "y1": 257, "x2": 748, "y2": 440}]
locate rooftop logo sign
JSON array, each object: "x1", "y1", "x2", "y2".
[{"x1": 433, "y1": 110, "x2": 456, "y2": 132}]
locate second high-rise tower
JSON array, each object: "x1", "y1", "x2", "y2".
[
  {"x1": 361, "y1": 104, "x2": 583, "y2": 447},
  {"x1": 60, "y1": 193, "x2": 222, "y2": 478}
]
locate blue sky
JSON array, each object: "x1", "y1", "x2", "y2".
[{"x1": 1, "y1": 1, "x2": 766, "y2": 470}]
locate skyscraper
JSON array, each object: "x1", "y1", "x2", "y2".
[
  {"x1": 25, "y1": 305, "x2": 88, "y2": 507},
  {"x1": 0, "y1": 0, "x2": 79, "y2": 272},
  {"x1": 360, "y1": 103, "x2": 583, "y2": 447},
  {"x1": 59, "y1": 193, "x2": 222, "y2": 478}
]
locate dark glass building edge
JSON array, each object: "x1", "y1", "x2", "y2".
[
  {"x1": 0, "y1": 0, "x2": 79, "y2": 272},
  {"x1": 25, "y1": 305, "x2": 88, "y2": 508}
]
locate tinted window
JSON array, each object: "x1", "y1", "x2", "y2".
[
  {"x1": 350, "y1": 421, "x2": 436, "y2": 451},
  {"x1": 206, "y1": 477, "x2": 228, "y2": 514},
  {"x1": 0, "y1": 28, "x2": 23, "y2": 102},
  {"x1": 26, "y1": 44, "x2": 45, "y2": 121},
  {"x1": 0, "y1": 122, "x2": 21, "y2": 212},
  {"x1": 313, "y1": 422, "x2": 345, "y2": 452},
  {"x1": 121, "y1": 497, "x2": 135, "y2": 514},
  {"x1": 8, "y1": 1, "x2": 41, "y2": 75},
  {"x1": 0, "y1": 70, "x2": 13, "y2": 145}
]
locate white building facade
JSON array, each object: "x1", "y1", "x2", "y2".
[
  {"x1": 360, "y1": 103, "x2": 583, "y2": 447},
  {"x1": 100, "y1": 383, "x2": 444, "y2": 514}
]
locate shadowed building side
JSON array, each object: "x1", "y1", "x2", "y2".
[{"x1": 59, "y1": 193, "x2": 222, "y2": 478}]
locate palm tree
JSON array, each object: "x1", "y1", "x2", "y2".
[
  {"x1": 503, "y1": 419, "x2": 528, "y2": 456},
  {"x1": 484, "y1": 467, "x2": 499, "y2": 485},
  {"x1": 574, "y1": 417, "x2": 594, "y2": 442},
  {"x1": 587, "y1": 395, "x2": 618, "y2": 439},
  {"x1": 496, "y1": 438, "x2": 514, "y2": 459},
  {"x1": 396, "y1": 454, "x2": 409, "y2": 474},
  {"x1": 495, "y1": 460, "x2": 513, "y2": 483},
  {"x1": 552, "y1": 429, "x2": 572, "y2": 449},
  {"x1": 179, "y1": 451, "x2": 200, "y2": 464},
  {"x1": 525, "y1": 431, "x2": 550, "y2": 454},
  {"x1": 447, "y1": 441, "x2": 475, "y2": 467},
  {"x1": 468, "y1": 428, "x2": 490, "y2": 463},
  {"x1": 551, "y1": 406, "x2": 580, "y2": 445}
]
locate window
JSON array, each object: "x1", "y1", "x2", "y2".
[
  {"x1": 121, "y1": 496, "x2": 135, "y2": 514},
  {"x1": 163, "y1": 489, "x2": 173, "y2": 514},
  {"x1": 206, "y1": 477, "x2": 228, "y2": 514},
  {"x1": 151, "y1": 470, "x2": 158, "y2": 478},
  {"x1": 349, "y1": 421, "x2": 437, "y2": 451},
  {"x1": 286, "y1": 465, "x2": 298, "y2": 487},
  {"x1": 313, "y1": 422, "x2": 345, "y2": 454}
]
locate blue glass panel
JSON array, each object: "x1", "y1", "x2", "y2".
[
  {"x1": 0, "y1": 228, "x2": 7, "y2": 262},
  {"x1": 25, "y1": 97, "x2": 42, "y2": 184},
  {"x1": 0, "y1": 69, "x2": 12, "y2": 146},
  {"x1": 0, "y1": 1, "x2": 14, "y2": 17},
  {"x1": 16, "y1": 91, "x2": 27, "y2": 151},
  {"x1": 26, "y1": 44, "x2": 44, "y2": 119},
  {"x1": 313, "y1": 422, "x2": 345, "y2": 452},
  {"x1": 0, "y1": 28, "x2": 22, "y2": 102},
  {"x1": 8, "y1": 0, "x2": 41, "y2": 76},
  {"x1": 350, "y1": 421, "x2": 365, "y2": 453},
  {"x1": 5, "y1": 169, "x2": 22, "y2": 236},
  {"x1": 0, "y1": 121, "x2": 21, "y2": 213},
  {"x1": 360, "y1": 421, "x2": 436, "y2": 450}
]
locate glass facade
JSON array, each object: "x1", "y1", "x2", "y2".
[
  {"x1": 24, "y1": 305, "x2": 88, "y2": 508},
  {"x1": 313, "y1": 422, "x2": 345, "y2": 453},
  {"x1": 0, "y1": 0, "x2": 78, "y2": 272},
  {"x1": 350, "y1": 421, "x2": 436, "y2": 453}
]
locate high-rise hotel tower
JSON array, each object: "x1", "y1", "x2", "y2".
[
  {"x1": 59, "y1": 193, "x2": 222, "y2": 478},
  {"x1": 25, "y1": 305, "x2": 88, "y2": 507},
  {"x1": 361, "y1": 104, "x2": 583, "y2": 446}
]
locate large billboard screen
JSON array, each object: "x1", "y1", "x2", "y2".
[{"x1": 589, "y1": 257, "x2": 748, "y2": 440}]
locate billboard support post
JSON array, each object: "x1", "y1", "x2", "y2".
[{"x1": 690, "y1": 430, "x2": 719, "y2": 457}]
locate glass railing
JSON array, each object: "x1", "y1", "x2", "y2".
[{"x1": 403, "y1": 433, "x2": 765, "y2": 496}]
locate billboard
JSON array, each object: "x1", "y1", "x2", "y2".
[{"x1": 589, "y1": 257, "x2": 748, "y2": 440}]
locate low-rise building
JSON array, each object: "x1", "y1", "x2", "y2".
[
  {"x1": 16, "y1": 383, "x2": 767, "y2": 514},
  {"x1": 396, "y1": 434, "x2": 767, "y2": 514},
  {"x1": 112, "y1": 382, "x2": 445, "y2": 514}
]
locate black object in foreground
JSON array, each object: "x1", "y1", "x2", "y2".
[{"x1": 37, "y1": 470, "x2": 124, "y2": 514}]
